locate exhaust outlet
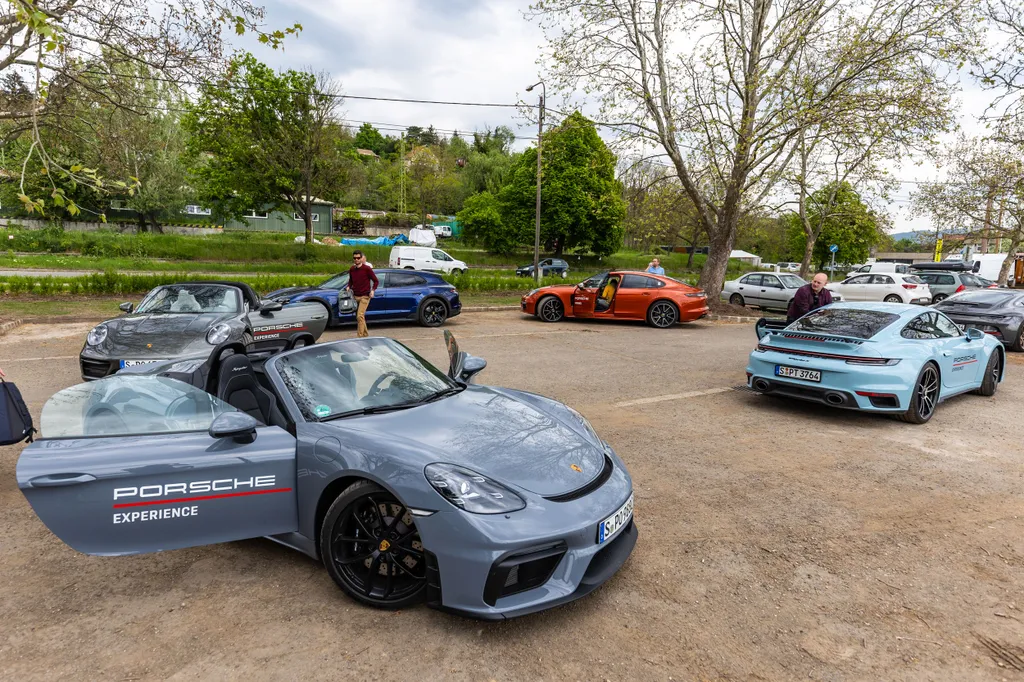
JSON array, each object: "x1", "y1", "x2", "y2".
[
  {"x1": 753, "y1": 378, "x2": 771, "y2": 392},
  {"x1": 824, "y1": 392, "x2": 844, "y2": 406}
]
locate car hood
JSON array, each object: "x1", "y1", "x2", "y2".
[
  {"x1": 328, "y1": 386, "x2": 606, "y2": 497},
  {"x1": 265, "y1": 285, "x2": 323, "y2": 299},
  {"x1": 90, "y1": 312, "x2": 236, "y2": 357}
]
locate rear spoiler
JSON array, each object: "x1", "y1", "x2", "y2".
[{"x1": 755, "y1": 317, "x2": 789, "y2": 340}]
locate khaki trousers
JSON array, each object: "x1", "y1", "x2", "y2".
[{"x1": 355, "y1": 295, "x2": 371, "y2": 337}]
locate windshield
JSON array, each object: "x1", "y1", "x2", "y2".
[
  {"x1": 788, "y1": 308, "x2": 900, "y2": 338},
  {"x1": 320, "y1": 273, "x2": 350, "y2": 290},
  {"x1": 579, "y1": 272, "x2": 608, "y2": 288},
  {"x1": 780, "y1": 275, "x2": 806, "y2": 288},
  {"x1": 40, "y1": 376, "x2": 238, "y2": 438},
  {"x1": 136, "y1": 285, "x2": 241, "y2": 314},
  {"x1": 275, "y1": 337, "x2": 457, "y2": 421}
]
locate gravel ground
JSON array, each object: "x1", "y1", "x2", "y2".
[{"x1": 1, "y1": 312, "x2": 1022, "y2": 680}]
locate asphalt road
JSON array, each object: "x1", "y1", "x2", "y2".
[{"x1": 1, "y1": 312, "x2": 1023, "y2": 680}]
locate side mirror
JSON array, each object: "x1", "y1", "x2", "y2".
[
  {"x1": 966, "y1": 327, "x2": 984, "y2": 341},
  {"x1": 209, "y1": 411, "x2": 259, "y2": 443},
  {"x1": 119, "y1": 302, "x2": 134, "y2": 313},
  {"x1": 259, "y1": 300, "x2": 283, "y2": 316},
  {"x1": 459, "y1": 355, "x2": 487, "y2": 383}
]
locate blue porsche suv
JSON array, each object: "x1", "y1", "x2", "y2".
[{"x1": 265, "y1": 269, "x2": 461, "y2": 328}]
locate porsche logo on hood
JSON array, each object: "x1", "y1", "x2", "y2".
[{"x1": 571, "y1": 464, "x2": 583, "y2": 473}]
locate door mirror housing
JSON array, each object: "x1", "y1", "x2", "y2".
[
  {"x1": 209, "y1": 411, "x2": 259, "y2": 443},
  {"x1": 119, "y1": 302, "x2": 134, "y2": 313},
  {"x1": 458, "y1": 355, "x2": 487, "y2": 383},
  {"x1": 259, "y1": 300, "x2": 283, "y2": 316},
  {"x1": 966, "y1": 327, "x2": 984, "y2": 341}
]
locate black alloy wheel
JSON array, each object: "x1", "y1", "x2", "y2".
[
  {"x1": 899, "y1": 363, "x2": 940, "y2": 424},
  {"x1": 1012, "y1": 324, "x2": 1024, "y2": 352},
  {"x1": 537, "y1": 296, "x2": 565, "y2": 323},
  {"x1": 320, "y1": 481, "x2": 427, "y2": 609},
  {"x1": 973, "y1": 352, "x2": 1001, "y2": 396},
  {"x1": 730, "y1": 293, "x2": 744, "y2": 306},
  {"x1": 419, "y1": 298, "x2": 448, "y2": 327},
  {"x1": 647, "y1": 300, "x2": 679, "y2": 328}
]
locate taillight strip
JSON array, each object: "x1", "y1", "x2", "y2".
[{"x1": 757, "y1": 344, "x2": 892, "y2": 364}]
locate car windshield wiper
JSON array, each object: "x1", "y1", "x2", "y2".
[{"x1": 418, "y1": 385, "x2": 465, "y2": 403}]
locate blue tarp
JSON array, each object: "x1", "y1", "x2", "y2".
[{"x1": 339, "y1": 234, "x2": 410, "y2": 246}]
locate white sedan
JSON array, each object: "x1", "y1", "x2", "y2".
[{"x1": 830, "y1": 273, "x2": 932, "y2": 304}]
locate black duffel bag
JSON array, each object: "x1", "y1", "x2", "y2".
[{"x1": 0, "y1": 379, "x2": 35, "y2": 445}]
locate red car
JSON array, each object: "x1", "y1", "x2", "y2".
[{"x1": 521, "y1": 271, "x2": 710, "y2": 328}]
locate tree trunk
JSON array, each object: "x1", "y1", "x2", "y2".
[
  {"x1": 997, "y1": 223, "x2": 1023, "y2": 284},
  {"x1": 698, "y1": 222, "x2": 737, "y2": 299},
  {"x1": 305, "y1": 211, "x2": 313, "y2": 244},
  {"x1": 148, "y1": 213, "x2": 163, "y2": 234},
  {"x1": 686, "y1": 247, "x2": 694, "y2": 268},
  {"x1": 800, "y1": 236, "x2": 815, "y2": 279}
]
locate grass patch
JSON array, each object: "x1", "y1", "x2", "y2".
[{"x1": 0, "y1": 295, "x2": 125, "y2": 322}]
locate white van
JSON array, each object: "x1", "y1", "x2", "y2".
[
  {"x1": 854, "y1": 262, "x2": 911, "y2": 274},
  {"x1": 432, "y1": 224, "x2": 452, "y2": 238},
  {"x1": 389, "y1": 246, "x2": 468, "y2": 274}
]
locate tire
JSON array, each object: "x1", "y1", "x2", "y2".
[
  {"x1": 418, "y1": 298, "x2": 448, "y2": 327},
  {"x1": 560, "y1": 271, "x2": 568, "y2": 279},
  {"x1": 320, "y1": 480, "x2": 427, "y2": 610},
  {"x1": 730, "y1": 293, "x2": 745, "y2": 306},
  {"x1": 973, "y1": 351, "x2": 1001, "y2": 396},
  {"x1": 646, "y1": 300, "x2": 679, "y2": 328},
  {"x1": 404, "y1": 266, "x2": 415, "y2": 270},
  {"x1": 1011, "y1": 324, "x2": 1024, "y2": 352},
  {"x1": 451, "y1": 268, "x2": 465, "y2": 276},
  {"x1": 932, "y1": 293, "x2": 947, "y2": 303},
  {"x1": 240, "y1": 331, "x2": 254, "y2": 352},
  {"x1": 537, "y1": 295, "x2": 564, "y2": 323},
  {"x1": 884, "y1": 295, "x2": 903, "y2": 303},
  {"x1": 898, "y1": 362, "x2": 940, "y2": 424}
]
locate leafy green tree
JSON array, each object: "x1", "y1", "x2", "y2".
[
  {"x1": 784, "y1": 183, "x2": 886, "y2": 269},
  {"x1": 354, "y1": 123, "x2": 387, "y2": 156},
  {"x1": 457, "y1": 192, "x2": 516, "y2": 253},
  {"x1": 498, "y1": 111, "x2": 625, "y2": 257},
  {"x1": 183, "y1": 54, "x2": 344, "y2": 243}
]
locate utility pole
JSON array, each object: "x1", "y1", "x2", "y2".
[
  {"x1": 400, "y1": 134, "x2": 406, "y2": 214},
  {"x1": 526, "y1": 81, "x2": 545, "y2": 285}
]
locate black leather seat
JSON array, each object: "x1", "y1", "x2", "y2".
[{"x1": 215, "y1": 354, "x2": 285, "y2": 427}]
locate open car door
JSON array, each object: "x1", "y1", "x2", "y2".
[{"x1": 16, "y1": 375, "x2": 298, "y2": 556}]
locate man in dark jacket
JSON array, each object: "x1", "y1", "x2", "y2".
[
  {"x1": 787, "y1": 272, "x2": 833, "y2": 323},
  {"x1": 345, "y1": 250, "x2": 379, "y2": 337}
]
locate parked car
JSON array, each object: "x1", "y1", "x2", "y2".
[
  {"x1": 748, "y1": 303, "x2": 1004, "y2": 423},
  {"x1": 17, "y1": 332, "x2": 636, "y2": 619},
  {"x1": 432, "y1": 224, "x2": 452, "y2": 238},
  {"x1": 913, "y1": 270, "x2": 994, "y2": 302},
  {"x1": 721, "y1": 272, "x2": 832, "y2": 311},
  {"x1": 522, "y1": 271, "x2": 709, "y2": 328},
  {"x1": 389, "y1": 246, "x2": 468, "y2": 274},
  {"x1": 516, "y1": 258, "x2": 570, "y2": 278},
  {"x1": 830, "y1": 273, "x2": 931, "y2": 304},
  {"x1": 776, "y1": 262, "x2": 802, "y2": 272},
  {"x1": 933, "y1": 289, "x2": 1024, "y2": 351},
  {"x1": 79, "y1": 281, "x2": 328, "y2": 381},
  {"x1": 266, "y1": 269, "x2": 461, "y2": 328}
]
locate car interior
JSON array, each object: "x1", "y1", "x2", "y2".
[{"x1": 596, "y1": 275, "x2": 620, "y2": 312}]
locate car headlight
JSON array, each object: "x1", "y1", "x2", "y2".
[
  {"x1": 526, "y1": 289, "x2": 539, "y2": 297},
  {"x1": 86, "y1": 324, "x2": 107, "y2": 346},
  {"x1": 566, "y1": 406, "x2": 602, "y2": 444},
  {"x1": 206, "y1": 323, "x2": 232, "y2": 345},
  {"x1": 424, "y1": 463, "x2": 526, "y2": 514}
]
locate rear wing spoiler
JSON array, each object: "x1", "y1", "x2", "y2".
[
  {"x1": 755, "y1": 317, "x2": 789, "y2": 340},
  {"x1": 755, "y1": 318, "x2": 875, "y2": 344}
]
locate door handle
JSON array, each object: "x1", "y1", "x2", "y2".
[
  {"x1": 942, "y1": 351, "x2": 953, "y2": 357},
  {"x1": 642, "y1": 292, "x2": 651, "y2": 296},
  {"x1": 29, "y1": 473, "x2": 97, "y2": 488}
]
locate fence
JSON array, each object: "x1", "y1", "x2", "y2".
[{"x1": 0, "y1": 217, "x2": 223, "y2": 236}]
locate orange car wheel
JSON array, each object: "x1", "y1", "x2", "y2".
[
  {"x1": 537, "y1": 296, "x2": 565, "y2": 323},
  {"x1": 646, "y1": 300, "x2": 679, "y2": 328}
]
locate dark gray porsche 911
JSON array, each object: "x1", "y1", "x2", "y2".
[{"x1": 79, "y1": 281, "x2": 329, "y2": 381}]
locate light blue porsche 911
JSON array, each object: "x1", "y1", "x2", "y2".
[{"x1": 747, "y1": 302, "x2": 1004, "y2": 423}]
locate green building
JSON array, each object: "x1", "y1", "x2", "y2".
[{"x1": 221, "y1": 198, "x2": 334, "y2": 235}]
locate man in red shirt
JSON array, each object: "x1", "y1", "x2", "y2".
[{"x1": 345, "y1": 250, "x2": 379, "y2": 337}]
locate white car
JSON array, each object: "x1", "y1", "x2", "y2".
[
  {"x1": 830, "y1": 273, "x2": 931, "y2": 304},
  {"x1": 432, "y1": 224, "x2": 453, "y2": 238},
  {"x1": 776, "y1": 262, "x2": 802, "y2": 272},
  {"x1": 389, "y1": 245, "x2": 468, "y2": 274}
]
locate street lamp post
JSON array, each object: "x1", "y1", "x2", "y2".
[{"x1": 526, "y1": 81, "x2": 545, "y2": 285}]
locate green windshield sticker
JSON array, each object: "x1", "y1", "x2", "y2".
[{"x1": 314, "y1": 404, "x2": 331, "y2": 418}]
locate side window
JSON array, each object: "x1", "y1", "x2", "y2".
[
  {"x1": 938, "y1": 275, "x2": 955, "y2": 285},
  {"x1": 741, "y1": 274, "x2": 762, "y2": 286},
  {"x1": 847, "y1": 275, "x2": 872, "y2": 284},
  {"x1": 374, "y1": 272, "x2": 390, "y2": 288},
  {"x1": 620, "y1": 274, "x2": 648, "y2": 289},
  {"x1": 933, "y1": 313, "x2": 962, "y2": 337},
  {"x1": 645, "y1": 277, "x2": 666, "y2": 288},
  {"x1": 540, "y1": 259, "x2": 552, "y2": 267},
  {"x1": 918, "y1": 274, "x2": 935, "y2": 284},
  {"x1": 762, "y1": 275, "x2": 782, "y2": 289},
  {"x1": 896, "y1": 265, "x2": 909, "y2": 274},
  {"x1": 902, "y1": 313, "x2": 941, "y2": 340},
  {"x1": 873, "y1": 275, "x2": 894, "y2": 285},
  {"x1": 857, "y1": 265, "x2": 871, "y2": 273},
  {"x1": 431, "y1": 250, "x2": 446, "y2": 260},
  {"x1": 389, "y1": 273, "x2": 426, "y2": 287}
]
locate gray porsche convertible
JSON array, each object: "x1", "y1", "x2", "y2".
[
  {"x1": 17, "y1": 332, "x2": 637, "y2": 620},
  {"x1": 79, "y1": 281, "x2": 328, "y2": 381}
]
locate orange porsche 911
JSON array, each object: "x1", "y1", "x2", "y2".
[{"x1": 521, "y1": 271, "x2": 710, "y2": 328}]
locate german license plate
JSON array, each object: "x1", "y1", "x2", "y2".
[
  {"x1": 775, "y1": 365, "x2": 821, "y2": 382},
  {"x1": 120, "y1": 359, "x2": 161, "y2": 368},
  {"x1": 598, "y1": 493, "x2": 634, "y2": 544}
]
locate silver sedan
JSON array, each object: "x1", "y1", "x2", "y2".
[{"x1": 721, "y1": 272, "x2": 810, "y2": 311}]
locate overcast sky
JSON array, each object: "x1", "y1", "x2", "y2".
[{"x1": 246, "y1": 0, "x2": 999, "y2": 236}]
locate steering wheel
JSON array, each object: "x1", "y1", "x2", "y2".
[
  {"x1": 365, "y1": 371, "x2": 401, "y2": 399},
  {"x1": 85, "y1": 407, "x2": 129, "y2": 436}
]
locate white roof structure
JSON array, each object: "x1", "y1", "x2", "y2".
[{"x1": 729, "y1": 250, "x2": 762, "y2": 264}]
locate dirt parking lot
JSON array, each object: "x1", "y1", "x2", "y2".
[{"x1": 1, "y1": 311, "x2": 1023, "y2": 680}]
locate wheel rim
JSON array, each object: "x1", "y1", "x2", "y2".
[
  {"x1": 330, "y1": 493, "x2": 425, "y2": 603},
  {"x1": 991, "y1": 354, "x2": 1001, "y2": 384},
  {"x1": 651, "y1": 302, "x2": 677, "y2": 327},
  {"x1": 540, "y1": 298, "x2": 563, "y2": 322},
  {"x1": 916, "y1": 366, "x2": 939, "y2": 419},
  {"x1": 423, "y1": 301, "x2": 446, "y2": 325},
  {"x1": 730, "y1": 294, "x2": 743, "y2": 305},
  {"x1": 885, "y1": 295, "x2": 901, "y2": 303}
]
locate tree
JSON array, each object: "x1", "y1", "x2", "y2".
[
  {"x1": 499, "y1": 111, "x2": 625, "y2": 257},
  {"x1": 0, "y1": 0, "x2": 300, "y2": 215},
  {"x1": 784, "y1": 183, "x2": 886, "y2": 270},
  {"x1": 354, "y1": 123, "x2": 386, "y2": 156},
  {"x1": 913, "y1": 136, "x2": 1024, "y2": 283},
  {"x1": 529, "y1": 0, "x2": 978, "y2": 298},
  {"x1": 183, "y1": 54, "x2": 343, "y2": 243},
  {"x1": 406, "y1": 145, "x2": 460, "y2": 225},
  {"x1": 457, "y1": 192, "x2": 515, "y2": 253}
]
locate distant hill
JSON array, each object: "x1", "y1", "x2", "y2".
[{"x1": 889, "y1": 230, "x2": 926, "y2": 242}]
